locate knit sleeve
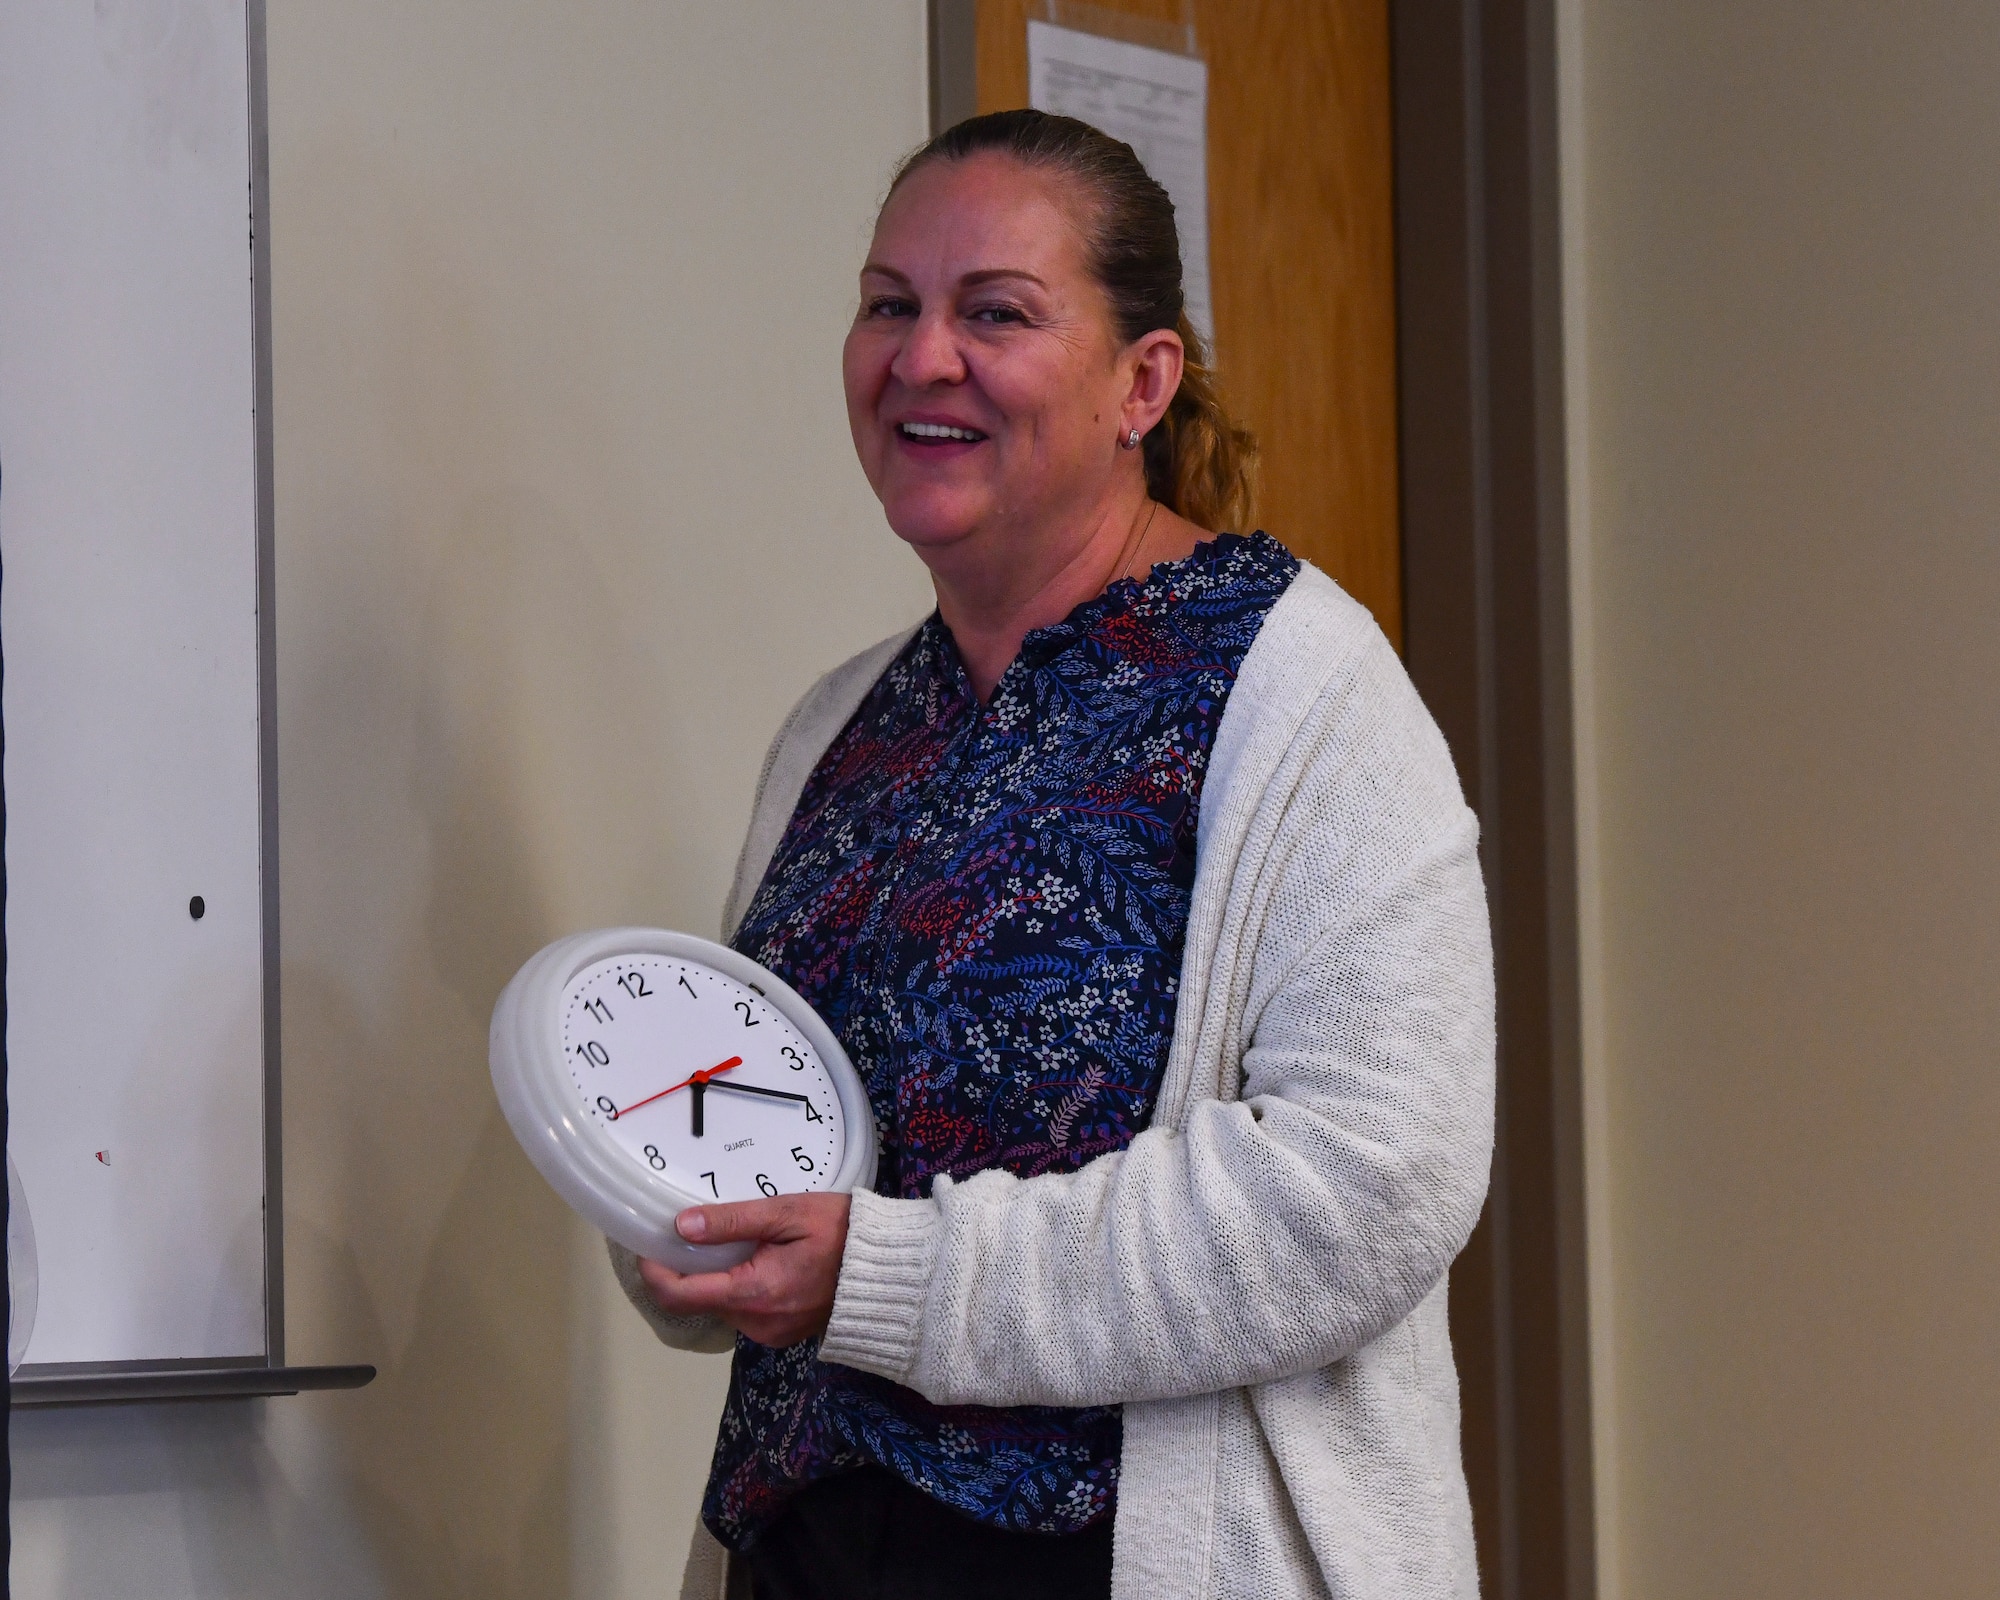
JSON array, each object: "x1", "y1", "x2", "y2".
[
  {"x1": 817, "y1": 629, "x2": 1496, "y2": 1406},
  {"x1": 606, "y1": 1238, "x2": 737, "y2": 1354}
]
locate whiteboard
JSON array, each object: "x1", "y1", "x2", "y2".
[{"x1": 2, "y1": 0, "x2": 275, "y2": 1370}]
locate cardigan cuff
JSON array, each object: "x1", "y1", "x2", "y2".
[
  {"x1": 817, "y1": 1190, "x2": 943, "y2": 1381},
  {"x1": 606, "y1": 1238, "x2": 737, "y2": 1355}
]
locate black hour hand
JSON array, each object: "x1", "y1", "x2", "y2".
[{"x1": 707, "y1": 1081, "x2": 812, "y2": 1108}]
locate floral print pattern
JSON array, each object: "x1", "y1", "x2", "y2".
[{"x1": 706, "y1": 532, "x2": 1299, "y2": 1548}]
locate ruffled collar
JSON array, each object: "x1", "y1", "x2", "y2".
[{"x1": 920, "y1": 531, "x2": 1284, "y2": 702}]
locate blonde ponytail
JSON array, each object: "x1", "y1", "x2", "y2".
[{"x1": 1146, "y1": 312, "x2": 1258, "y2": 533}]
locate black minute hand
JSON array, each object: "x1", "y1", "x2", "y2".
[{"x1": 706, "y1": 1081, "x2": 813, "y2": 1107}]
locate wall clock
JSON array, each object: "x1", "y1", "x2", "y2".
[{"x1": 491, "y1": 928, "x2": 876, "y2": 1273}]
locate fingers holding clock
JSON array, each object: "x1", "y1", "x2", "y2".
[
  {"x1": 637, "y1": 1192, "x2": 852, "y2": 1348},
  {"x1": 673, "y1": 1191, "x2": 848, "y2": 1255}
]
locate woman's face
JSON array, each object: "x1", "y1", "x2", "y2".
[{"x1": 844, "y1": 152, "x2": 1148, "y2": 560}]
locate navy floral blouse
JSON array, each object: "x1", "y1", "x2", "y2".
[{"x1": 708, "y1": 531, "x2": 1300, "y2": 1549}]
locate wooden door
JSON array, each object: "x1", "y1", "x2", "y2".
[
  {"x1": 958, "y1": 4, "x2": 1529, "y2": 1585},
  {"x1": 971, "y1": 0, "x2": 1402, "y2": 644}
]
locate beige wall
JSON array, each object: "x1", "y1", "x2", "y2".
[
  {"x1": 1563, "y1": 3, "x2": 2000, "y2": 1595},
  {"x1": 10, "y1": 3, "x2": 933, "y2": 1595}
]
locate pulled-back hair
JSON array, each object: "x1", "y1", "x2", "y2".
[{"x1": 887, "y1": 109, "x2": 1257, "y2": 534}]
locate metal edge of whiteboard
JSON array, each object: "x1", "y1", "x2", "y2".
[
  {"x1": 245, "y1": 0, "x2": 285, "y2": 1370},
  {"x1": 9, "y1": 1364, "x2": 378, "y2": 1409}
]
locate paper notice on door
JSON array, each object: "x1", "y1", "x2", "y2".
[{"x1": 1027, "y1": 19, "x2": 1212, "y2": 345}]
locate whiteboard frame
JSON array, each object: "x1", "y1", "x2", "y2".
[{"x1": 248, "y1": 0, "x2": 286, "y2": 1374}]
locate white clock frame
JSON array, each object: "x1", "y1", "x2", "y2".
[{"x1": 490, "y1": 927, "x2": 878, "y2": 1272}]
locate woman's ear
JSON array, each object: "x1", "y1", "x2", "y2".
[{"x1": 1120, "y1": 326, "x2": 1186, "y2": 443}]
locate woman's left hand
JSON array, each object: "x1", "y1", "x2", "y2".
[{"x1": 636, "y1": 1192, "x2": 852, "y2": 1348}]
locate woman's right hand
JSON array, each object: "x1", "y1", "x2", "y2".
[{"x1": 638, "y1": 1191, "x2": 852, "y2": 1348}]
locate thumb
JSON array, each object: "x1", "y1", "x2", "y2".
[{"x1": 676, "y1": 1198, "x2": 792, "y2": 1246}]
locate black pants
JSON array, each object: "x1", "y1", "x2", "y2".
[{"x1": 743, "y1": 1467, "x2": 1114, "y2": 1600}]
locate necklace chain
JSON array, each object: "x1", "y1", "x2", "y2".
[{"x1": 1114, "y1": 499, "x2": 1162, "y2": 588}]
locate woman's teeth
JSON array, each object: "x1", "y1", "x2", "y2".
[{"x1": 899, "y1": 421, "x2": 985, "y2": 441}]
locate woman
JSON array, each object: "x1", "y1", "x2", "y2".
[{"x1": 613, "y1": 110, "x2": 1494, "y2": 1600}]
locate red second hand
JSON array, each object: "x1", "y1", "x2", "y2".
[{"x1": 612, "y1": 1057, "x2": 742, "y2": 1121}]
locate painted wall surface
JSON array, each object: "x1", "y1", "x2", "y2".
[
  {"x1": 1563, "y1": 4, "x2": 2000, "y2": 1595},
  {"x1": 9, "y1": 2, "x2": 933, "y2": 1595}
]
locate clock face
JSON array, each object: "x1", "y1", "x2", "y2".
[
  {"x1": 491, "y1": 927, "x2": 876, "y2": 1271},
  {"x1": 559, "y1": 954, "x2": 845, "y2": 1205}
]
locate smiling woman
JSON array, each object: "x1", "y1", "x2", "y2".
[
  {"x1": 842, "y1": 113, "x2": 1254, "y2": 699},
  {"x1": 610, "y1": 110, "x2": 1495, "y2": 1600}
]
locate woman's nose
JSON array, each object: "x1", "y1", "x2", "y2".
[{"x1": 890, "y1": 309, "x2": 967, "y2": 388}]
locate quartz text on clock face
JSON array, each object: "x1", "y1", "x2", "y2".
[{"x1": 559, "y1": 955, "x2": 843, "y2": 1205}]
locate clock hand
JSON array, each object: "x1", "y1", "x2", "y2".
[
  {"x1": 610, "y1": 1056, "x2": 743, "y2": 1122},
  {"x1": 704, "y1": 1081, "x2": 815, "y2": 1108}
]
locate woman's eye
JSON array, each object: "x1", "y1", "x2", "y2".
[
  {"x1": 972, "y1": 304, "x2": 1027, "y2": 326},
  {"x1": 864, "y1": 296, "x2": 915, "y2": 319}
]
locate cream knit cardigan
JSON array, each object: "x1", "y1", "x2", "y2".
[{"x1": 611, "y1": 564, "x2": 1495, "y2": 1600}]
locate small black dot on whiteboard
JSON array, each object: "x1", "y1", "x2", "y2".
[{"x1": 189, "y1": 896, "x2": 206, "y2": 920}]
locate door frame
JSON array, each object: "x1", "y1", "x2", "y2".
[
  {"x1": 923, "y1": 4, "x2": 1595, "y2": 1594},
  {"x1": 1392, "y1": 3, "x2": 1593, "y2": 1596}
]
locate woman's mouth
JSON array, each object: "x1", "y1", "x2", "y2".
[{"x1": 897, "y1": 421, "x2": 988, "y2": 445}]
